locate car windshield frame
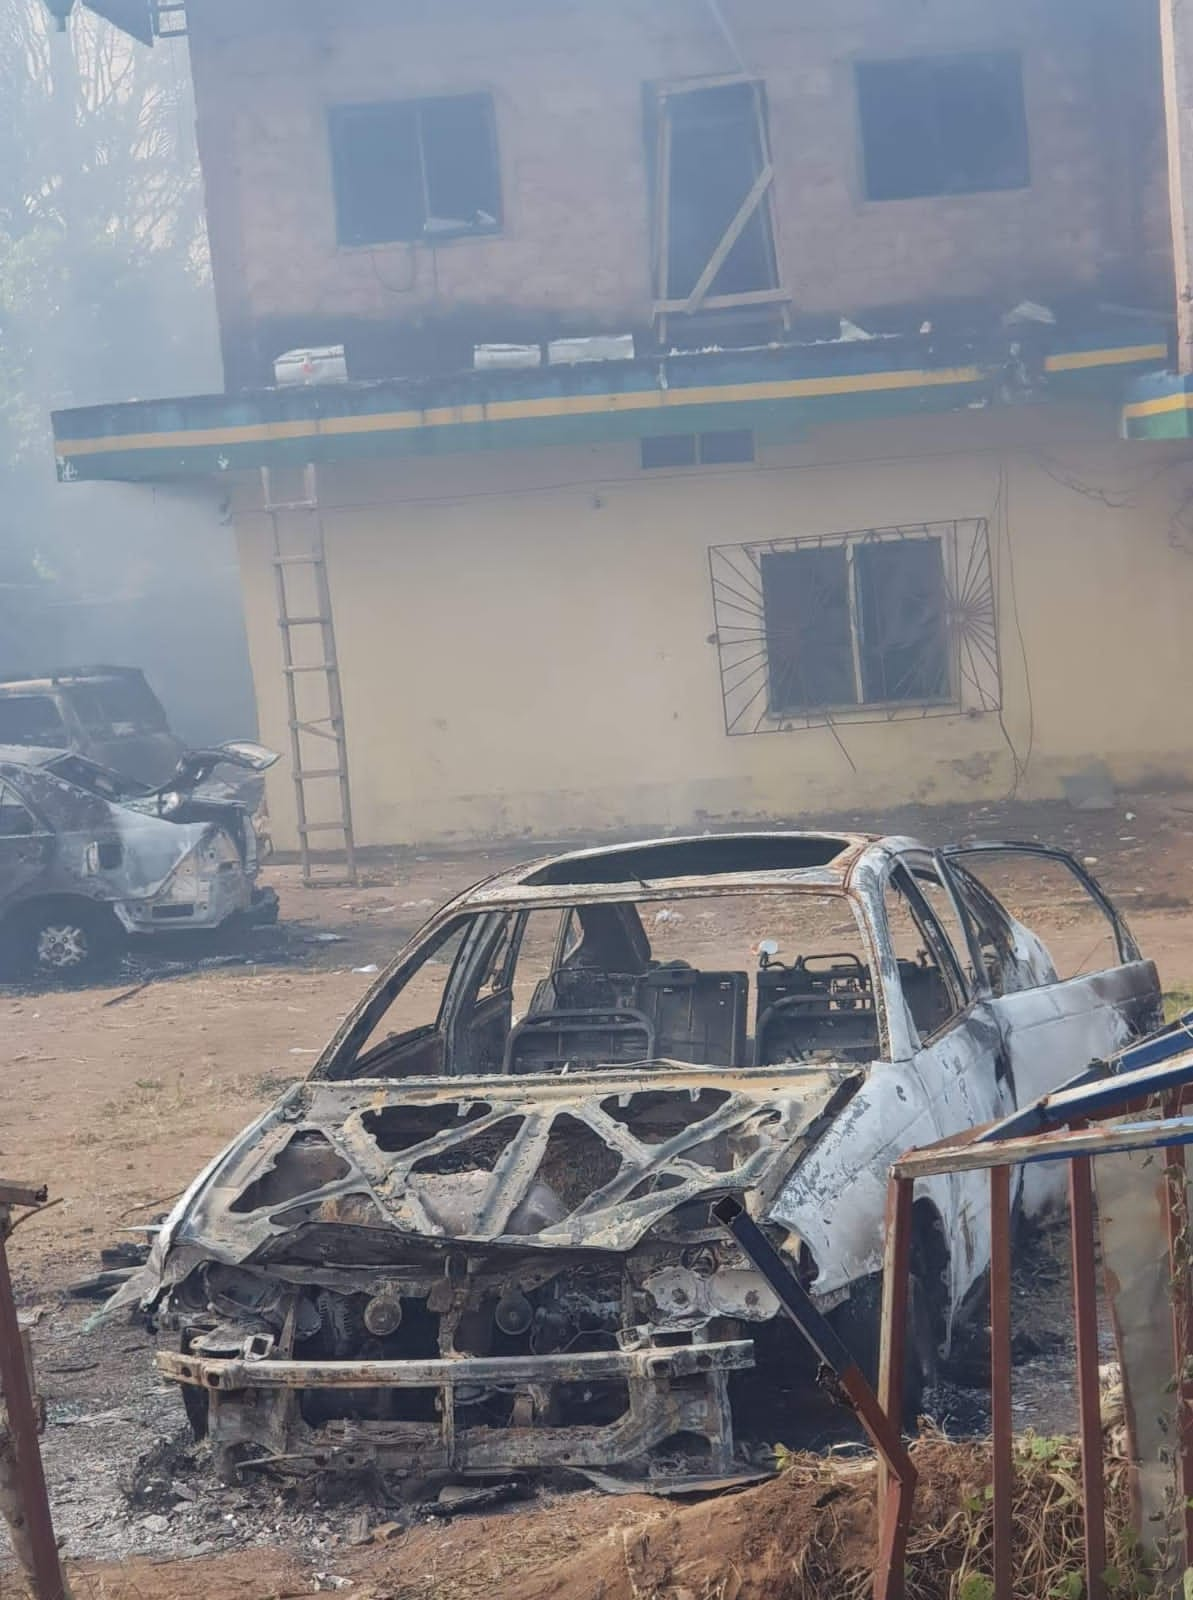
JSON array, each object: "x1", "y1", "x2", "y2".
[{"x1": 315, "y1": 881, "x2": 893, "y2": 1082}]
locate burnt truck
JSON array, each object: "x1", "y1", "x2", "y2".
[
  {"x1": 0, "y1": 742, "x2": 278, "y2": 977},
  {"x1": 114, "y1": 833, "x2": 1161, "y2": 1490}
]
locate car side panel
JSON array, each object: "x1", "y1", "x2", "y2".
[
  {"x1": 769, "y1": 1061, "x2": 951, "y2": 1302},
  {"x1": 990, "y1": 960, "x2": 1161, "y2": 1213}
]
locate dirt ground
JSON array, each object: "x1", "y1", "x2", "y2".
[{"x1": 4, "y1": 790, "x2": 1193, "y2": 1598}]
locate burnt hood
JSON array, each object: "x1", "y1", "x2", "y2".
[{"x1": 142, "y1": 1065, "x2": 859, "y2": 1281}]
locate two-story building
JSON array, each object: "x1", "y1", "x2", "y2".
[{"x1": 51, "y1": 0, "x2": 1193, "y2": 861}]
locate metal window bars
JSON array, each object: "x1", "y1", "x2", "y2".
[{"x1": 708, "y1": 518, "x2": 1001, "y2": 736}]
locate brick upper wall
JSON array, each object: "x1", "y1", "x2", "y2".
[{"x1": 186, "y1": 0, "x2": 1171, "y2": 389}]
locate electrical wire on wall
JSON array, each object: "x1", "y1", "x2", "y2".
[{"x1": 368, "y1": 243, "x2": 419, "y2": 296}]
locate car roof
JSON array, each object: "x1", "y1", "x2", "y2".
[
  {"x1": 457, "y1": 830, "x2": 895, "y2": 908},
  {"x1": 0, "y1": 666, "x2": 146, "y2": 692}
]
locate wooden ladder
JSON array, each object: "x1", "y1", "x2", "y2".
[{"x1": 262, "y1": 463, "x2": 358, "y2": 886}]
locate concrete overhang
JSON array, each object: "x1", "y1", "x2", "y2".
[{"x1": 52, "y1": 326, "x2": 1169, "y2": 484}]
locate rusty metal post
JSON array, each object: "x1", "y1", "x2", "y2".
[
  {"x1": 1070, "y1": 1153, "x2": 1107, "y2": 1600},
  {"x1": 0, "y1": 1182, "x2": 66, "y2": 1600},
  {"x1": 989, "y1": 1164, "x2": 1013, "y2": 1600},
  {"x1": 875, "y1": 1173, "x2": 915, "y2": 1600},
  {"x1": 1162, "y1": 1129, "x2": 1193, "y2": 1570},
  {"x1": 710, "y1": 1195, "x2": 915, "y2": 1600}
]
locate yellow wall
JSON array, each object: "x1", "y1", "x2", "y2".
[{"x1": 233, "y1": 408, "x2": 1193, "y2": 850}]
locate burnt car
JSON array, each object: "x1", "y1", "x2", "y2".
[
  {"x1": 122, "y1": 832, "x2": 1159, "y2": 1489},
  {"x1": 0, "y1": 741, "x2": 279, "y2": 977},
  {"x1": 0, "y1": 666, "x2": 184, "y2": 787}
]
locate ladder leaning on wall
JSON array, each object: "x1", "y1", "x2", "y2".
[{"x1": 261, "y1": 463, "x2": 358, "y2": 887}]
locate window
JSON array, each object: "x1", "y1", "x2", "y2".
[
  {"x1": 908, "y1": 861, "x2": 978, "y2": 989},
  {"x1": 329, "y1": 94, "x2": 501, "y2": 246},
  {"x1": 882, "y1": 865, "x2": 967, "y2": 1042},
  {"x1": 651, "y1": 80, "x2": 781, "y2": 326},
  {"x1": 66, "y1": 678, "x2": 167, "y2": 735},
  {"x1": 944, "y1": 848, "x2": 1124, "y2": 990},
  {"x1": 350, "y1": 920, "x2": 471, "y2": 1076},
  {"x1": 640, "y1": 430, "x2": 754, "y2": 469},
  {"x1": 760, "y1": 537, "x2": 948, "y2": 714},
  {"x1": 709, "y1": 519, "x2": 1000, "y2": 735},
  {"x1": 0, "y1": 695, "x2": 66, "y2": 747},
  {"x1": 856, "y1": 53, "x2": 1029, "y2": 202},
  {"x1": 0, "y1": 781, "x2": 40, "y2": 838}
]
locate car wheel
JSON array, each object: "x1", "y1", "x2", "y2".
[{"x1": 13, "y1": 899, "x2": 122, "y2": 980}]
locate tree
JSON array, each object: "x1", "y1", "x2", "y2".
[{"x1": 0, "y1": 0, "x2": 221, "y2": 668}]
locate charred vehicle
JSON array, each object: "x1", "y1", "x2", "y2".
[
  {"x1": 0, "y1": 741, "x2": 279, "y2": 977},
  {"x1": 124, "y1": 833, "x2": 1160, "y2": 1489},
  {"x1": 0, "y1": 666, "x2": 183, "y2": 787}
]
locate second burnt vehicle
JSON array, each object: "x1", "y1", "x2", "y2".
[
  {"x1": 0, "y1": 741, "x2": 279, "y2": 977},
  {"x1": 120, "y1": 832, "x2": 1160, "y2": 1490}
]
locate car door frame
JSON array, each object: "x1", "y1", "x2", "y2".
[
  {"x1": 877, "y1": 846, "x2": 1020, "y2": 1314},
  {"x1": 0, "y1": 774, "x2": 56, "y2": 918},
  {"x1": 938, "y1": 841, "x2": 1161, "y2": 1216}
]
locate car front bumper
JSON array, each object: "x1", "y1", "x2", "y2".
[{"x1": 157, "y1": 1338, "x2": 754, "y2": 1482}]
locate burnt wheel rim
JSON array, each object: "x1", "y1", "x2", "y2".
[{"x1": 36, "y1": 923, "x2": 90, "y2": 970}]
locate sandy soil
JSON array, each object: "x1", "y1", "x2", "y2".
[{"x1": 3, "y1": 789, "x2": 1193, "y2": 1597}]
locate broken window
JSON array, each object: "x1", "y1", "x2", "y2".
[
  {"x1": 709, "y1": 520, "x2": 999, "y2": 734},
  {"x1": 881, "y1": 865, "x2": 969, "y2": 1043},
  {"x1": 349, "y1": 919, "x2": 471, "y2": 1077},
  {"x1": 856, "y1": 53, "x2": 1029, "y2": 202},
  {"x1": 329, "y1": 94, "x2": 501, "y2": 246},
  {"x1": 650, "y1": 80, "x2": 782, "y2": 336},
  {"x1": 326, "y1": 888, "x2": 889, "y2": 1079},
  {"x1": 944, "y1": 848, "x2": 1124, "y2": 988},
  {"x1": 640, "y1": 430, "x2": 754, "y2": 469}
]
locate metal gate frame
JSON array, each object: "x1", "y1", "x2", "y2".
[{"x1": 878, "y1": 1030, "x2": 1193, "y2": 1600}]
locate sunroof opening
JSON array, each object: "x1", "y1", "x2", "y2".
[{"x1": 522, "y1": 835, "x2": 850, "y2": 886}]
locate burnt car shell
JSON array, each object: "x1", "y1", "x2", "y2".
[
  {"x1": 124, "y1": 831, "x2": 1160, "y2": 1490},
  {"x1": 0, "y1": 742, "x2": 278, "y2": 974}
]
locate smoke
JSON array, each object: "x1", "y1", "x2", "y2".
[{"x1": 0, "y1": 0, "x2": 254, "y2": 745}]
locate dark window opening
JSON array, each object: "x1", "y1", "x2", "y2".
[
  {"x1": 329, "y1": 94, "x2": 501, "y2": 246},
  {"x1": 641, "y1": 434, "x2": 697, "y2": 470},
  {"x1": 761, "y1": 547, "x2": 856, "y2": 713},
  {"x1": 640, "y1": 430, "x2": 754, "y2": 469},
  {"x1": 0, "y1": 781, "x2": 40, "y2": 838},
  {"x1": 856, "y1": 53, "x2": 1029, "y2": 201},
  {"x1": 0, "y1": 695, "x2": 66, "y2": 747},
  {"x1": 660, "y1": 82, "x2": 778, "y2": 300},
  {"x1": 700, "y1": 430, "x2": 755, "y2": 464},
  {"x1": 760, "y1": 537, "x2": 952, "y2": 714},
  {"x1": 854, "y1": 539, "x2": 949, "y2": 703},
  {"x1": 66, "y1": 678, "x2": 168, "y2": 735}
]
